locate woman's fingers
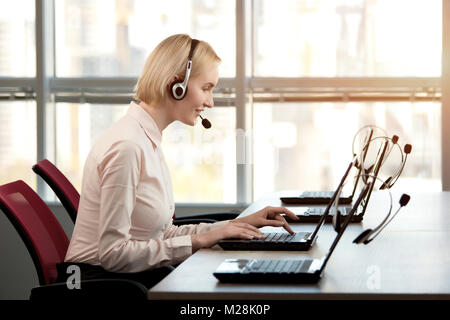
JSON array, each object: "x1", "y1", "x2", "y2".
[
  {"x1": 227, "y1": 222, "x2": 265, "y2": 239},
  {"x1": 232, "y1": 222, "x2": 263, "y2": 234},
  {"x1": 265, "y1": 206, "x2": 299, "y2": 221},
  {"x1": 259, "y1": 206, "x2": 296, "y2": 234},
  {"x1": 273, "y1": 214, "x2": 294, "y2": 234},
  {"x1": 259, "y1": 216, "x2": 294, "y2": 234},
  {"x1": 239, "y1": 229, "x2": 265, "y2": 239},
  {"x1": 259, "y1": 219, "x2": 284, "y2": 227}
]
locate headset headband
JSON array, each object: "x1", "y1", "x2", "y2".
[{"x1": 170, "y1": 38, "x2": 200, "y2": 100}]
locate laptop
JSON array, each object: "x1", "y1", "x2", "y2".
[
  {"x1": 280, "y1": 128, "x2": 374, "y2": 205},
  {"x1": 283, "y1": 205, "x2": 360, "y2": 223},
  {"x1": 217, "y1": 155, "x2": 358, "y2": 252},
  {"x1": 288, "y1": 136, "x2": 388, "y2": 224},
  {"x1": 217, "y1": 138, "x2": 388, "y2": 252},
  {"x1": 213, "y1": 181, "x2": 373, "y2": 284}
]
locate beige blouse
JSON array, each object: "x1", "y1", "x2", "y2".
[{"x1": 65, "y1": 101, "x2": 227, "y2": 273}]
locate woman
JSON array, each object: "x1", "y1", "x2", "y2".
[{"x1": 61, "y1": 34, "x2": 298, "y2": 289}]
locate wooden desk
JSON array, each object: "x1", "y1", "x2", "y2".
[{"x1": 148, "y1": 191, "x2": 450, "y2": 300}]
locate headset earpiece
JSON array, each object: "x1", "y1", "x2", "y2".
[
  {"x1": 353, "y1": 228, "x2": 373, "y2": 244},
  {"x1": 169, "y1": 38, "x2": 199, "y2": 101},
  {"x1": 170, "y1": 79, "x2": 187, "y2": 100}
]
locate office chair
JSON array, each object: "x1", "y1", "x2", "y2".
[
  {"x1": 0, "y1": 180, "x2": 148, "y2": 300},
  {"x1": 32, "y1": 159, "x2": 240, "y2": 226},
  {"x1": 32, "y1": 159, "x2": 79, "y2": 223}
]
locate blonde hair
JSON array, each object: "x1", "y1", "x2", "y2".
[{"x1": 135, "y1": 34, "x2": 221, "y2": 104}]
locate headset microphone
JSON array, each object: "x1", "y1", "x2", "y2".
[
  {"x1": 404, "y1": 144, "x2": 412, "y2": 154},
  {"x1": 169, "y1": 38, "x2": 214, "y2": 130},
  {"x1": 199, "y1": 115, "x2": 212, "y2": 129},
  {"x1": 391, "y1": 135, "x2": 399, "y2": 144},
  {"x1": 380, "y1": 143, "x2": 412, "y2": 190},
  {"x1": 353, "y1": 193, "x2": 411, "y2": 244}
]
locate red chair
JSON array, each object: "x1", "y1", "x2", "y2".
[
  {"x1": 0, "y1": 180, "x2": 147, "y2": 300},
  {"x1": 32, "y1": 159, "x2": 79, "y2": 223},
  {"x1": 33, "y1": 159, "x2": 239, "y2": 226}
]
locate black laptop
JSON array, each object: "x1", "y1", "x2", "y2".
[
  {"x1": 218, "y1": 155, "x2": 358, "y2": 252},
  {"x1": 213, "y1": 181, "x2": 373, "y2": 284},
  {"x1": 217, "y1": 138, "x2": 389, "y2": 252},
  {"x1": 284, "y1": 205, "x2": 360, "y2": 223},
  {"x1": 280, "y1": 128, "x2": 374, "y2": 205},
  {"x1": 286, "y1": 136, "x2": 388, "y2": 224}
]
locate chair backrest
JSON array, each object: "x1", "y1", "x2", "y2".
[
  {"x1": 32, "y1": 159, "x2": 79, "y2": 223},
  {"x1": 0, "y1": 180, "x2": 69, "y2": 285}
]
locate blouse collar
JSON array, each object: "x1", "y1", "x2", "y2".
[{"x1": 127, "y1": 101, "x2": 162, "y2": 147}]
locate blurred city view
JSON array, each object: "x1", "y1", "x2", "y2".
[{"x1": 0, "y1": 0, "x2": 442, "y2": 203}]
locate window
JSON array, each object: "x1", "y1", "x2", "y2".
[
  {"x1": 0, "y1": 0, "x2": 35, "y2": 76},
  {"x1": 0, "y1": 0, "x2": 447, "y2": 205},
  {"x1": 55, "y1": 0, "x2": 235, "y2": 77},
  {"x1": 0, "y1": 0, "x2": 36, "y2": 190},
  {"x1": 253, "y1": 101, "x2": 441, "y2": 200},
  {"x1": 253, "y1": 0, "x2": 441, "y2": 76},
  {"x1": 0, "y1": 101, "x2": 37, "y2": 188}
]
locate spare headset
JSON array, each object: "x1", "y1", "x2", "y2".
[
  {"x1": 353, "y1": 128, "x2": 412, "y2": 190},
  {"x1": 170, "y1": 39, "x2": 200, "y2": 100}
]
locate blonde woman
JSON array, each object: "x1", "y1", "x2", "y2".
[{"x1": 61, "y1": 34, "x2": 298, "y2": 289}]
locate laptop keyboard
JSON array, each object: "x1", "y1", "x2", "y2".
[
  {"x1": 307, "y1": 207, "x2": 351, "y2": 216},
  {"x1": 301, "y1": 191, "x2": 334, "y2": 197},
  {"x1": 243, "y1": 259, "x2": 313, "y2": 274},
  {"x1": 254, "y1": 232, "x2": 309, "y2": 243}
]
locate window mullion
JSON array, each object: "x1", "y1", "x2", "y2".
[
  {"x1": 442, "y1": 0, "x2": 450, "y2": 191},
  {"x1": 35, "y1": 0, "x2": 55, "y2": 197},
  {"x1": 236, "y1": 0, "x2": 252, "y2": 204}
]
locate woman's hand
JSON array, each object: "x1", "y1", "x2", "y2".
[
  {"x1": 190, "y1": 206, "x2": 298, "y2": 252},
  {"x1": 191, "y1": 221, "x2": 265, "y2": 252},
  {"x1": 233, "y1": 206, "x2": 299, "y2": 234}
]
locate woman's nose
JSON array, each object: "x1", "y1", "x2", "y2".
[{"x1": 204, "y1": 97, "x2": 214, "y2": 108}]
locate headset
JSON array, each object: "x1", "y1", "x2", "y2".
[
  {"x1": 353, "y1": 126, "x2": 412, "y2": 190},
  {"x1": 170, "y1": 39, "x2": 200, "y2": 100},
  {"x1": 133, "y1": 38, "x2": 212, "y2": 129},
  {"x1": 353, "y1": 192, "x2": 410, "y2": 245}
]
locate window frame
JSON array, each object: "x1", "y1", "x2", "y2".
[{"x1": 0, "y1": 0, "x2": 448, "y2": 207}]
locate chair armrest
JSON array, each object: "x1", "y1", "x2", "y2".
[
  {"x1": 175, "y1": 211, "x2": 240, "y2": 222},
  {"x1": 30, "y1": 279, "x2": 148, "y2": 300}
]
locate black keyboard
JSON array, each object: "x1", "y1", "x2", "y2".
[
  {"x1": 284, "y1": 207, "x2": 363, "y2": 223},
  {"x1": 255, "y1": 232, "x2": 309, "y2": 243},
  {"x1": 301, "y1": 191, "x2": 334, "y2": 197},
  {"x1": 243, "y1": 259, "x2": 314, "y2": 274},
  {"x1": 280, "y1": 191, "x2": 352, "y2": 205},
  {"x1": 307, "y1": 207, "x2": 350, "y2": 215},
  {"x1": 218, "y1": 231, "x2": 312, "y2": 251}
]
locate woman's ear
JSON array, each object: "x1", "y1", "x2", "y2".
[
  {"x1": 168, "y1": 75, "x2": 182, "y2": 91},
  {"x1": 170, "y1": 75, "x2": 182, "y2": 84}
]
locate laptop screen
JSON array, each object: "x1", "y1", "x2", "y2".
[
  {"x1": 309, "y1": 156, "x2": 358, "y2": 240},
  {"x1": 357, "y1": 138, "x2": 389, "y2": 216},
  {"x1": 311, "y1": 136, "x2": 389, "y2": 240},
  {"x1": 319, "y1": 180, "x2": 374, "y2": 274}
]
